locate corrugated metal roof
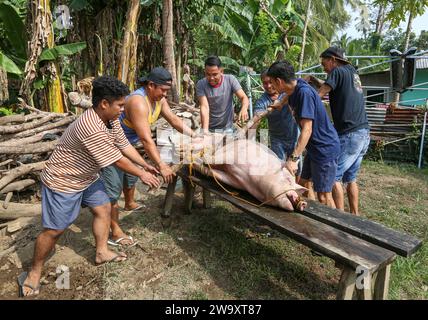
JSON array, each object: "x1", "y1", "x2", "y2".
[{"x1": 416, "y1": 56, "x2": 428, "y2": 69}]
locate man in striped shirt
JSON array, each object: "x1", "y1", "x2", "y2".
[{"x1": 18, "y1": 76, "x2": 160, "y2": 297}]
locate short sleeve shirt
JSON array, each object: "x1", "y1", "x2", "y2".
[
  {"x1": 254, "y1": 92, "x2": 298, "y2": 143},
  {"x1": 325, "y1": 64, "x2": 369, "y2": 134},
  {"x1": 288, "y1": 79, "x2": 340, "y2": 163},
  {"x1": 41, "y1": 108, "x2": 130, "y2": 193},
  {"x1": 196, "y1": 74, "x2": 242, "y2": 130}
]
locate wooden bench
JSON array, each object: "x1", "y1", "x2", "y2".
[{"x1": 162, "y1": 168, "x2": 423, "y2": 300}]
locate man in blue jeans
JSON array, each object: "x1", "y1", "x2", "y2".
[
  {"x1": 267, "y1": 61, "x2": 340, "y2": 207},
  {"x1": 254, "y1": 70, "x2": 300, "y2": 175},
  {"x1": 308, "y1": 47, "x2": 370, "y2": 215}
]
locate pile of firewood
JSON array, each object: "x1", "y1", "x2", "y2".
[
  {"x1": 0, "y1": 99, "x2": 77, "y2": 236},
  {"x1": 0, "y1": 96, "x2": 202, "y2": 237}
]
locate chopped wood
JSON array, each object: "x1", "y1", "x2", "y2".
[
  {"x1": 0, "y1": 113, "x2": 44, "y2": 126},
  {"x1": 0, "y1": 161, "x2": 46, "y2": 191},
  {"x1": 0, "y1": 159, "x2": 13, "y2": 168},
  {"x1": 0, "y1": 113, "x2": 59, "y2": 134},
  {"x1": 0, "y1": 179, "x2": 36, "y2": 194},
  {"x1": 0, "y1": 128, "x2": 64, "y2": 146},
  {"x1": 2, "y1": 192, "x2": 13, "y2": 209},
  {"x1": 0, "y1": 217, "x2": 34, "y2": 233},
  {"x1": 11, "y1": 116, "x2": 76, "y2": 139},
  {"x1": 0, "y1": 246, "x2": 16, "y2": 259},
  {"x1": 0, "y1": 202, "x2": 42, "y2": 220},
  {"x1": 0, "y1": 140, "x2": 58, "y2": 155}
]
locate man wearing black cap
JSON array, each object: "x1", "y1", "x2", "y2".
[
  {"x1": 307, "y1": 47, "x2": 370, "y2": 215},
  {"x1": 197, "y1": 56, "x2": 249, "y2": 133},
  {"x1": 101, "y1": 67, "x2": 196, "y2": 246}
]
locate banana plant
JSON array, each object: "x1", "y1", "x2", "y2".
[{"x1": 0, "y1": 0, "x2": 86, "y2": 111}]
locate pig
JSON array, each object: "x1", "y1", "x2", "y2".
[{"x1": 173, "y1": 133, "x2": 307, "y2": 212}]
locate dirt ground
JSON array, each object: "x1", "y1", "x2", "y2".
[{"x1": 1, "y1": 161, "x2": 427, "y2": 300}]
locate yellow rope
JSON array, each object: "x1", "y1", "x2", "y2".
[{"x1": 183, "y1": 145, "x2": 302, "y2": 210}]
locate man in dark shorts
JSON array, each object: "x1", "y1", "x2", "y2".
[{"x1": 267, "y1": 61, "x2": 340, "y2": 207}]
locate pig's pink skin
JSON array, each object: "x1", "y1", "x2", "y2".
[{"x1": 201, "y1": 139, "x2": 308, "y2": 212}]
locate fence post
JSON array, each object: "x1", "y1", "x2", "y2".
[
  {"x1": 246, "y1": 71, "x2": 253, "y2": 119},
  {"x1": 418, "y1": 101, "x2": 427, "y2": 169}
]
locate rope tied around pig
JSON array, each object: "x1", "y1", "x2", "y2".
[{"x1": 185, "y1": 146, "x2": 305, "y2": 211}]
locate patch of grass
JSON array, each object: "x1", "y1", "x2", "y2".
[
  {"x1": 105, "y1": 160, "x2": 426, "y2": 300},
  {"x1": 187, "y1": 290, "x2": 209, "y2": 300},
  {"x1": 359, "y1": 160, "x2": 428, "y2": 299}
]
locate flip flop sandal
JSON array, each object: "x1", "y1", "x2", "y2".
[
  {"x1": 123, "y1": 204, "x2": 146, "y2": 213},
  {"x1": 17, "y1": 272, "x2": 41, "y2": 298},
  {"x1": 95, "y1": 253, "x2": 127, "y2": 266},
  {"x1": 107, "y1": 236, "x2": 134, "y2": 246}
]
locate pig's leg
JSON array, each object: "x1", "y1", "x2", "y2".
[
  {"x1": 207, "y1": 166, "x2": 243, "y2": 190},
  {"x1": 286, "y1": 191, "x2": 307, "y2": 212}
]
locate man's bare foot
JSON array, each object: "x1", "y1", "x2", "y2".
[
  {"x1": 95, "y1": 250, "x2": 127, "y2": 265},
  {"x1": 19, "y1": 270, "x2": 41, "y2": 297}
]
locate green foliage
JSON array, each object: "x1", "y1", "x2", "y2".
[
  {"x1": 0, "y1": 50, "x2": 22, "y2": 74},
  {"x1": 0, "y1": 1, "x2": 26, "y2": 59},
  {"x1": 375, "y1": 0, "x2": 428, "y2": 29},
  {"x1": 0, "y1": 106, "x2": 15, "y2": 116},
  {"x1": 38, "y1": 42, "x2": 87, "y2": 62}
]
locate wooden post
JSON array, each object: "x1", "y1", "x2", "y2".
[
  {"x1": 336, "y1": 267, "x2": 356, "y2": 300},
  {"x1": 202, "y1": 188, "x2": 212, "y2": 209},
  {"x1": 162, "y1": 175, "x2": 178, "y2": 218},
  {"x1": 183, "y1": 178, "x2": 195, "y2": 215},
  {"x1": 373, "y1": 264, "x2": 391, "y2": 300}
]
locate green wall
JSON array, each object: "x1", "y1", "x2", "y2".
[{"x1": 400, "y1": 69, "x2": 428, "y2": 106}]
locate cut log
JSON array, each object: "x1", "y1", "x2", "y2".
[
  {"x1": 0, "y1": 179, "x2": 36, "y2": 194},
  {"x1": 0, "y1": 128, "x2": 64, "y2": 146},
  {"x1": 0, "y1": 159, "x2": 13, "y2": 168},
  {"x1": 0, "y1": 140, "x2": 58, "y2": 155},
  {"x1": 3, "y1": 192, "x2": 13, "y2": 209},
  {"x1": 0, "y1": 246, "x2": 16, "y2": 259},
  {"x1": 11, "y1": 116, "x2": 76, "y2": 139},
  {"x1": 0, "y1": 113, "x2": 44, "y2": 126},
  {"x1": 0, "y1": 217, "x2": 34, "y2": 233},
  {"x1": 0, "y1": 113, "x2": 59, "y2": 134},
  {"x1": 0, "y1": 161, "x2": 46, "y2": 190},
  {"x1": 0, "y1": 202, "x2": 41, "y2": 220}
]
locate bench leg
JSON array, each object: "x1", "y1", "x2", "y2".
[
  {"x1": 336, "y1": 267, "x2": 356, "y2": 300},
  {"x1": 355, "y1": 281, "x2": 373, "y2": 300},
  {"x1": 202, "y1": 188, "x2": 212, "y2": 209},
  {"x1": 162, "y1": 176, "x2": 178, "y2": 218},
  {"x1": 373, "y1": 265, "x2": 391, "y2": 300},
  {"x1": 183, "y1": 178, "x2": 195, "y2": 215}
]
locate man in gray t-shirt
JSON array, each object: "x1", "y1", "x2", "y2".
[{"x1": 196, "y1": 56, "x2": 249, "y2": 132}]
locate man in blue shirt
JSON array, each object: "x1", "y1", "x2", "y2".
[
  {"x1": 267, "y1": 61, "x2": 340, "y2": 207},
  {"x1": 254, "y1": 70, "x2": 301, "y2": 176},
  {"x1": 308, "y1": 47, "x2": 370, "y2": 215}
]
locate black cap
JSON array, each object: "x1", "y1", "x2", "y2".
[
  {"x1": 139, "y1": 67, "x2": 173, "y2": 86},
  {"x1": 320, "y1": 47, "x2": 350, "y2": 64}
]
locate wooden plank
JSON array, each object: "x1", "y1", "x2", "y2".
[
  {"x1": 181, "y1": 172, "x2": 396, "y2": 273},
  {"x1": 301, "y1": 201, "x2": 422, "y2": 257}
]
